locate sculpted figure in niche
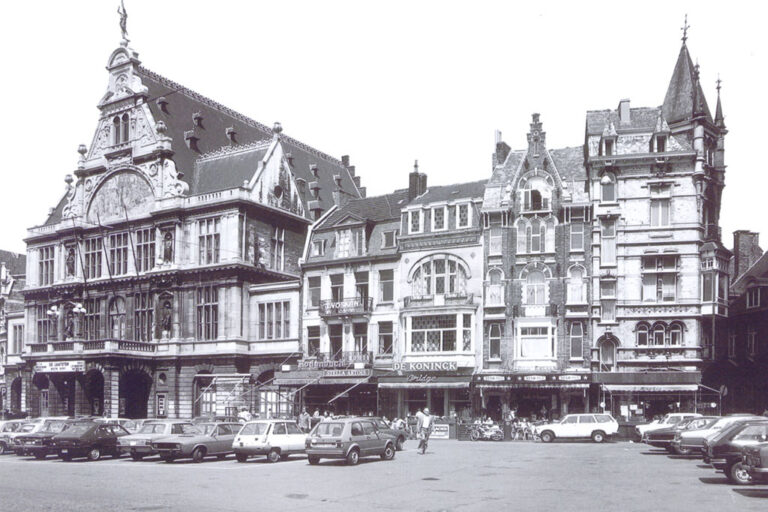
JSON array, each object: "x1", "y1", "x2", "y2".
[
  {"x1": 66, "y1": 248, "x2": 76, "y2": 277},
  {"x1": 64, "y1": 310, "x2": 75, "y2": 340},
  {"x1": 160, "y1": 300, "x2": 172, "y2": 338},
  {"x1": 162, "y1": 231, "x2": 174, "y2": 263},
  {"x1": 247, "y1": 228, "x2": 256, "y2": 265}
]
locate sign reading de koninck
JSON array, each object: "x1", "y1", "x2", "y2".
[{"x1": 393, "y1": 361, "x2": 458, "y2": 372}]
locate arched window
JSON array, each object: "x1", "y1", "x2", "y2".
[
  {"x1": 525, "y1": 271, "x2": 546, "y2": 305},
  {"x1": 569, "y1": 322, "x2": 583, "y2": 359},
  {"x1": 652, "y1": 323, "x2": 665, "y2": 346},
  {"x1": 567, "y1": 266, "x2": 585, "y2": 304},
  {"x1": 109, "y1": 297, "x2": 126, "y2": 339},
  {"x1": 601, "y1": 173, "x2": 616, "y2": 202},
  {"x1": 411, "y1": 255, "x2": 468, "y2": 298},
  {"x1": 636, "y1": 323, "x2": 649, "y2": 346},
  {"x1": 112, "y1": 116, "x2": 121, "y2": 145},
  {"x1": 531, "y1": 218, "x2": 542, "y2": 252},
  {"x1": 488, "y1": 323, "x2": 502, "y2": 359},
  {"x1": 487, "y1": 268, "x2": 504, "y2": 305},
  {"x1": 530, "y1": 189, "x2": 542, "y2": 210},
  {"x1": 121, "y1": 113, "x2": 130, "y2": 143},
  {"x1": 668, "y1": 323, "x2": 683, "y2": 346}
]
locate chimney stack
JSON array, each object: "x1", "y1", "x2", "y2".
[
  {"x1": 733, "y1": 230, "x2": 763, "y2": 280},
  {"x1": 618, "y1": 99, "x2": 631, "y2": 124},
  {"x1": 408, "y1": 160, "x2": 427, "y2": 201}
]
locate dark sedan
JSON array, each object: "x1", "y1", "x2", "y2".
[
  {"x1": 705, "y1": 420, "x2": 768, "y2": 485},
  {"x1": 15, "y1": 419, "x2": 84, "y2": 459},
  {"x1": 53, "y1": 422, "x2": 131, "y2": 461},
  {"x1": 644, "y1": 417, "x2": 718, "y2": 452}
]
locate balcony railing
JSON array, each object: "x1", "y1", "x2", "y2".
[
  {"x1": 319, "y1": 297, "x2": 373, "y2": 317},
  {"x1": 403, "y1": 293, "x2": 474, "y2": 308},
  {"x1": 26, "y1": 339, "x2": 157, "y2": 355},
  {"x1": 304, "y1": 351, "x2": 373, "y2": 365},
  {"x1": 514, "y1": 304, "x2": 556, "y2": 317}
]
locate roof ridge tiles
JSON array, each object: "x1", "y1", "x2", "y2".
[
  {"x1": 197, "y1": 139, "x2": 273, "y2": 161},
  {"x1": 138, "y1": 66, "x2": 349, "y2": 168}
]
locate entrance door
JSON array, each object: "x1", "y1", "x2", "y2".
[{"x1": 120, "y1": 370, "x2": 151, "y2": 419}]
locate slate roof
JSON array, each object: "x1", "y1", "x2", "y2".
[
  {"x1": 662, "y1": 44, "x2": 713, "y2": 125},
  {"x1": 486, "y1": 150, "x2": 525, "y2": 187},
  {"x1": 43, "y1": 64, "x2": 362, "y2": 226},
  {"x1": 408, "y1": 180, "x2": 487, "y2": 206},
  {"x1": 732, "y1": 250, "x2": 768, "y2": 292},
  {"x1": 585, "y1": 107, "x2": 664, "y2": 135},
  {"x1": 0, "y1": 250, "x2": 26, "y2": 276},
  {"x1": 319, "y1": 189, "x2": 410, "y2": 229},
  {"x1": 193, "y1": 141, "x2": 271, "y2": 194}
]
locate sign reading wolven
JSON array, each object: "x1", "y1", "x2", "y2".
[{"x1": 393, "y1": 361, "x2": 458, "y2": 372}]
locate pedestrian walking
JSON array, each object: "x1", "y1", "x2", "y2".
[
  {"x1": 299, "y1": 407, "x2": 311, "y2": 433},
  {"x1": 416, "y1": 407, "x2": 433, "y2": 455}
]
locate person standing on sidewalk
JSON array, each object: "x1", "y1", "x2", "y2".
[
  {"x1": 298, "y1": 407, "x2": 311, "y2": 433},
  {"x1": 416, "y1": 407, "x2": 433, "y2": 455}
]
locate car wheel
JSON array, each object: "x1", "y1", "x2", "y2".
[
  {"x1": 674, "y1": 445, "x2": 692, "y2": 456},
  {"x1": 61, "y1": 453, "x2": 72, "y2": 462},
  {"x1": 33, "y1": 452, "x2": 47, "y2": 460},
  {"x1": 396, "y1": 436, "x2": 405, "y2": 451},
  {"x1": 88, "y1": 447, "x2": 102, "y2": 461},
  {"x1": 381, "y1": 444, "x2": 395, "y2": 461},
  {"x1": 346, "y1": 448, "x2": 360, "y2": 466},
  {"x1": 664, "y1": 446, "x2": 676, "y2": 454},
  {"x1": 267, "y1": 449, "x2": 280, "y2": 463},
  {"x1": 162, "y1": 456, "x2": 174, "y2": 463},
  {"x1": 131, "y1": 453, "x2": 144, "y2": 461},
  {"x1": 591, "y1": 431, "x2": 606, "y2": 444},
  {"x1": 235, "y1": 453, "x2": 248, "y2": 463},
  {"x1": 191, "y1": 447, "x2": 206, "y2": 463},
  {"x1": 308, "y1": 455, "x2": 320, "y2": 465},
  {"x1": 728, "y1": 462, "x2": 753, "y2": 485},
  {"x1": 0, "y1": 443, "x2": 6, "y2": 455},
  {"x1": 280, "y1": 454, "x2": 290, "y2": 461},
  {"x1": 540, "y1": 431, "x2": 554, "y2": 443}
]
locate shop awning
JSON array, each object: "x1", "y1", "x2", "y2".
[
  {"x1": 602, "y1": 384, "x2": 699, "y2": 393},
  {"x1": 378, "y1": 375, "x2": 472, "y2": 389},
  {"x1": 476, "y1": 382, "x2": 588, "y2": 390}
]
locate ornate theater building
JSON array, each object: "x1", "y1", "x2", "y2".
[{"x1": 13, "y1": 36, "x2": 362, "y2": 419}]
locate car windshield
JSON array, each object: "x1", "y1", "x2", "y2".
[
  {"x1": 734, "y1": 425, "x2": 768, "y2": 442},
  {"x1": 62, "y1": 424, "x2": 93, "y2": 435},
  {"x1": 41, "y1": 421, "x2": 68, "y2": 433},
  {"x1": 175, "y1": 424, "x2": 203, "y2": 435},
  {"x1": 199, "y1": 424, "x2": 217, "y2": 435},
  {"x1": 313, "y1": 422, "x2": 344, "y2": 437},
  {"x1": 19, "y1": 424, "x2": 36, "y2": 433},
  {"x1": 240, "y1": 423, "x2": 270, "y2": 436},
  {"x1": 139, "y1": 423, "x2": 168, "y2": 434}
]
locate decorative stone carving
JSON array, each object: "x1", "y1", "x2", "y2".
[
  {"x1": 161, "y1": 230, "x2": 174, "y2": 264},
  {"x1": 65, "y1": 246, "x2": 76, "y2": 277},
  {"x1": 86, "y1": 170, "x2": 155, "y2": 224}
]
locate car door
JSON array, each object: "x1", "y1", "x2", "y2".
[
  {"x1": 270, "y1": 422, "x2": 288, "y2": 451},
  {"x1": 284, "y1": 422, "x2": 305, "y2": 452},
  {"x1": 557, "y1": 415, "x2": 579, "y2": 438},
  {"x1": 360, "y1": 421, "x2": 380, "y2": 455},
  {"x1": 219, "y1": 424, "x2": 237, "y2": 453},
  {"x1": 350, "y1": 422, "x2": 368, "y2": 454},
  {"x1": 577, "y1": 415, "x2": 598, "y2": 437}
]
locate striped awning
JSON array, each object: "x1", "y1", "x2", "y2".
[
  {"x1": 476, "y1": 382, "x2": 588, "y2": 390},
  {"x1": 603, "y1": 384, "x2": 698, "y2": 393}
]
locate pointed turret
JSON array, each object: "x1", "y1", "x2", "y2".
[
  {"x1": 662, "y1": 44, "x2": 712, "y2": 125},
  {"x1": 715, "y1": 76, "x2": 726, "y2": 130}
]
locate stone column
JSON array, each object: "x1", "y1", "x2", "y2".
[
  {"x1": 73, "y1": 375, "x2": 88, "y2": 416},
  {"x1": 103, "y1": 367, "x2": 120, "y2": 418}
]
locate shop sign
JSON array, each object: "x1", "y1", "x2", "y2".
[
  {"x1": 393, "y1": 361, "x2": 458, "y2": 372},
  {"x1": 34, "y1": 360, "x2": 85, "y2": 373},
  {"x1": 406, "y1": 374, "x2": 437, "y2": 384},
  {"x1": 298, "y1": 358, "x2": 366, "y2": 370},
  {"x1": 558, "y1": 375, "x2": 582, "y2": 381},
  {"x1": 482, "y1": 375, "x2": 505, "y2": 382},
  {"x1": 323, "y1": 369, "x2": 371, "y2": 378},
  {"x1": 431, "y1": 424, "x2": 450, "y2": 440},
  {"x1": 523, "y1": 375, "x2": 545, "y2": 382}
]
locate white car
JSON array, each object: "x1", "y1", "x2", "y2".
[
  {"x1": 233, "y1": 419, "x2": 307, "y2": 462},
  {"x1": 0, "y1": 420, "x2": 27, "y2": 454},
  {"x1": 635, "y1": 413, "x2": 701, "y2": 437},
  {"x1": 535, "y1": 413, "x2": 619, "y2": 443}
]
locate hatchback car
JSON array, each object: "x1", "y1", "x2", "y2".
[
  {"x1": 151, "y1": 422, "x2": 240, "y2": 463},
  {"x1": 535, "y1": 413, "x2": 619, "y2": 443},
  {"x1": 305, "y1": 417, "x2": 396, "y2": 465},
  {"x1": 53, "y1": 422, "x2": 131, "y2": 461},
  {"x1": 118, "y1": 420, "x2": 196, "y2": 460},
  {"x1": 233, "y1": 420, "x2": 307, "y2": 462},
  {"x1": 16, "y1": 419, "x2": 92, "y2": 459},
  {"x1": 371, "y1": 417, "x2": 408, "y2": 451}
]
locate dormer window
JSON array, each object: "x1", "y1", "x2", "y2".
[
  {"x1": 519, "y1": 174, "x2": 552, "y2": 212},
  {"x1": 382, "y1": 230, "x2": 397, "y2": 249},
  {"x1": 409, "y1": 210, "x2": 422, "y2": 234},
  {"x1": 651, "y1": 134, "x2": 667, "y2": 153},
  {"x1": 601, "y1": 137, "x2": 616, "y2": 157},
  {"x1": 311, "y1": 240, "x2": 326, "y2": 257},
  {"x1": 456, "y1": 203, "x2": 471, "y2": 228},
  {"x1": 746, "y1": 287, "x2": 761, "y2": 309},
  {"x1": 432, "y1": 206, "x2": 447, "y2": 231}
]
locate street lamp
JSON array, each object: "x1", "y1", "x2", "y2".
[{"x1": 47, "y1": 302, "x2": 87, "y2": 340}]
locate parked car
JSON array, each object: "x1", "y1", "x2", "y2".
[
  {"x1": 5, "y1": 423, "x2": 38, "y2": 454},
  {"x1": 371, "y1": 417, "x2": 408, "y2": 451},
  {"x1": 16, "y1": 419, "x2": 94, "y2": 459},
  {"x1": 53, "y1": 422, "x2": 131, "y2": 461},
  {"x1": 672, "y1": 414, "x2": 763, "y2": 456},
  {"x1": 151, "y1": 422, "x2": 240, "y2": 463},
  {"x1": 191, "y1": 416, "x2": 240, "y2": 424},
  {"x1": 118, "y1": 420, "x2": 196, "y2": 460},
  {"x1": 305, "y1": 417, "x2": 396, "y2": 466},
  {"x1": 635, "y1": 413, "x2": 702, "y2": 437},
  {"x1": 95, "y1": 417, "x2": 140, "y2": 433},
  {"x1": 705, "y1": 420, "x2": 768, "y2": 484},
  {"x1": 535, "y1": 413, "x2": 619, "y2": 443},
  {"x1": 233, "y1": 420, "x2": 307, "y2": 462},
  {"x1": 743, "y1": 442, "x2": 768, "y2": 483},
  {"x1": 0, "y1": 420, "x2": 27, "y2": 455},
  {"x1": 643, "y1": 417, "x2": 719, "y2": 452}
]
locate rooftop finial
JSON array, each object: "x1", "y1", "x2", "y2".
[
  {"x1": 716, "y1": 74, "x2": 722, "y2": 94},
  {"x1": 681, "y1": 14, "x2": 690, "y2": 45},
  {"x1": 118, "y1": 0, "x2": 129, "y2": 45},
  {"x1": 414, "y1": 159, "x2": 419, "y2": 172}
]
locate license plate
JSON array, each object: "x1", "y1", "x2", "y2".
[
  {"x1": 61, "y1": 449, "x2": 68, "y2": 454},
  {"x1": 130, "y1": 441, "x2": 136, "y2": 446}
]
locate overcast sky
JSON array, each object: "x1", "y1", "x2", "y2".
[{"x1": 1, "y1": 0, "x2": 765, "y2": 254}]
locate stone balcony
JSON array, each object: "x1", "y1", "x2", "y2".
[{"x1": 403, "y1": 293, "x2": 474, "y2": 309}]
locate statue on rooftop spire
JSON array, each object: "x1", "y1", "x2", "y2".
[{"x1": 118, "y1": 0, "x2": 129, "y2": 43}]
